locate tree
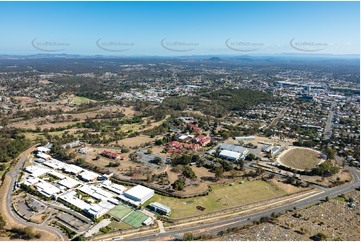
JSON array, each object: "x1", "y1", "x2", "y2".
[
  {"x1": 191, "y1": 154, "x2": 200, "y2": 163},
  {"x1": 0, "y1": 213, "x2": 6, "y2": 230},
  {"x1": 172, "y1": 179, "x2": 185, "y2": 191},
  {"x1": 183, "y1": 233, "x2": 194, "y2": 241},
  {"x1": 326, "y1": 148, "x2": 336, "y2": 160},
  {"x1": 246, "y1": 153, "x2": 256, "y2": 161},
  {"x1": 182, "y1": 166, "x2": 197, "y2": 179},
  {"x1": 312, "y1": 232, "x2": 327, "y2": 241},
  {"x1": 153, "y1": 157, "x2": 163, "y2": 165},
  {"x1": 214, "y1": 167, "x2": 224, "y2": 180}
]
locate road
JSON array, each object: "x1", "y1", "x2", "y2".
[
  {"x1": 324, "y1": 102, "x2": 336, "y2": 140},
  {"x1": 4, "y1": 155, "x2": 65, "y2": 241},
  {"x1": 118, "y1": 166, "x2": 359, "y2": 241},
  {"x1": 268, "y1": 107, "x2": 287, "y2": 128}
]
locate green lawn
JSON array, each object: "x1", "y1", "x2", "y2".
[
  {"x1": 144, "y1": 180, "x2": 287, "y2": 219},
  {"x1": 122, "y1": 211, "x2": 149, "y2": 228},
  {"x1": 71, "y1": 96, "x2": 93, "y2": 105},
  {"x1": 108, "y1": 220, "x2": 132, "y2": 231},
  {"x1": 108, "y1": 204, "x2": 133, "y2": 220}
]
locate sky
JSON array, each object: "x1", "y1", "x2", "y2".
[{"x1": 0, "y1": 1, "x2": 359, "y2": 56}]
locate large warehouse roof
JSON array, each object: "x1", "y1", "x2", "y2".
[
  {"x1": 124, "y1": 185, "x2": 153, "y2": 200},
  {"x1": 219, "y1": 150, "x2": 241, "y2": 160}
]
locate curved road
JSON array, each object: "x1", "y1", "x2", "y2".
[
  {"x1": 4, "y1": 155, "x2": 65, "y2": 241},
  {"x1": 123, "y1": 166, "x2": 359, "y2": 241}
]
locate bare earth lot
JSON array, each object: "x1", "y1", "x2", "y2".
[
  {"x1": 218, "y1": 190, "x2": 360, "y2": 241},
  {"x1": 278, "y1": 147, "x2": 322, "y2": 170}
]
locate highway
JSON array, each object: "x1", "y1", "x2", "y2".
[
  {"x1": 119, "y1": 166, "x2": 359, "y2": 241},
  {"x1": 267, "y1": 107, "x2": 287, "y2": 128},
  {"x1": 4, "y1": 155, "x2": 65, "y2": 241},
  {"x1": 324, "y1": 102, "x2": 336, "y2": 140}
]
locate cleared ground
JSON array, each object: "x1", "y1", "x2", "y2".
[
  {"x1": 218, "y1": 191, "x2": 360, "y2": 241},
  {"x1": 71, "y1": 96, "x2": 93, "y2": 105},
  {"x1": 122, "y1": 211, "x2": 149, "y2": 228},
  {"x1": 144, "y1": 180, "x2": 287, "y2": 219},
  {"x1": 278, "y1": 147, "x2": 322, "y2": 170}
]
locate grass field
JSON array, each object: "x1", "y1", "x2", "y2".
[
  {"x1": 122, "y1": 211, "x2": 149, "y2": 228},
  {"x1": 71, "y1": 96, "x2": 93, "y2": 105},
  {"x1": 279, "y1": 147, "x2": 322, "y2": 170},
  {"x1": 144, "y1": 180, "x2": 287, "y2": 219},
  {"x1": 108, "y1": 204, "x2": 133, "y2": 221},
  {"x1": 107, "y1": 220, "x2": 132, "y2": 230}
]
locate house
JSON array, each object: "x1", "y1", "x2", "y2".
[
  {"x1": 101, "y1": 150, "x2": 120, "y2": 160},
  {"x1": 194, "y1": 135, "x2": 211, "y2": 146},
  {"x1": 187, "y1": 122, "x2": 201, "y2": 133}
]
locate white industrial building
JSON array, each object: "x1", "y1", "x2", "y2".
[
  {"x1": 218, "y1": 143, "x2": 249, "y2": 161},
  {"x1": 79, "y1": 147, "x2": 91, "y2": 154},
  {"x1": 234, "y1": 136, "x2": 255, "y2": 141},
  {"x1": 219, "y1": 150, "x2": 242, "y2": 161},
  {"x1": 58, "y1": 190, "x2": 115, "y2": 219},
  {"x1": 35, "y1": 180, "x2": 61, "y2": 197},
  {"x1": 119, "y1": 185, "x2": 154, "y2": 206},
  {"x1": 25, "y1": 165, "x2": 50, "y2": 177},
  {"x1": 85, "y1": 200, "x2": 115, "y2": 219},
  {"x1": 79, "y1": 185, "x2": 114, "y2": 201},
  {"x1": 36, "y1": 146, "x2": 50, "y2": 153},
  {"x1": 79, "y1": 170, "x2": 99, "y2": 181},
  {"x1": 62, "y1": 164, "x2": 83, "y2": 175},
  {"x1": 58, "y1": 190, "x2": 91, "y2": 210},
  {"x1": 262, "y1": 145, "x2": 281, "y2": 155},
  {"x1": 36, "y1": 152, "x2": 51, "y2": 160},
  {"x1": 48, "y1": 170, "x2": 66, "y2": 180},
  {"x1": 219, "y1": 143, "x2": 248, "y2": 155},
  {"x1": 23, "y1": 176, "x2": 40, "y2": 186},
  {"x1": 58, "y1": 177, "x2": 80, "y2": 189},
  {"x1": 149, "y1": 202, "x2": 171, "y2": 216},
  {"x1": 43, "y1": 159, "x2": 66, "y2": 170},
  {"x1": 102, "y1": 181, "x2": 126, "y2": 195}
]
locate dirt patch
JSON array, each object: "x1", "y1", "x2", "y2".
[
  {"x1": 278, "y1": 147, "x2": 322, "y2": 170},
  {"x1": 218, "y1": 190, "x2": 360, "y2": 241}
]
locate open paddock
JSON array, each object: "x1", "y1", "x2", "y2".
[{"x1": 144, "y1": 180, "x2": 289, "y2": 219}]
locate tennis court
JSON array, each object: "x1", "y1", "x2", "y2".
[
  {"x1": 108, "y1": 204, "x2": 133, "y2": 221},
  {"x1": 122, "y1": 211, "x2": 149, "y2": 228}
]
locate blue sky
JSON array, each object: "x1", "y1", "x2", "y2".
[{"x1": 0, "y1": 1, "x2": 359, "y2": 56}]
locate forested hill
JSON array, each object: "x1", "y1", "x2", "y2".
[{"x1": 161, "y1": 88, "x2": 276, "y2": 117}]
